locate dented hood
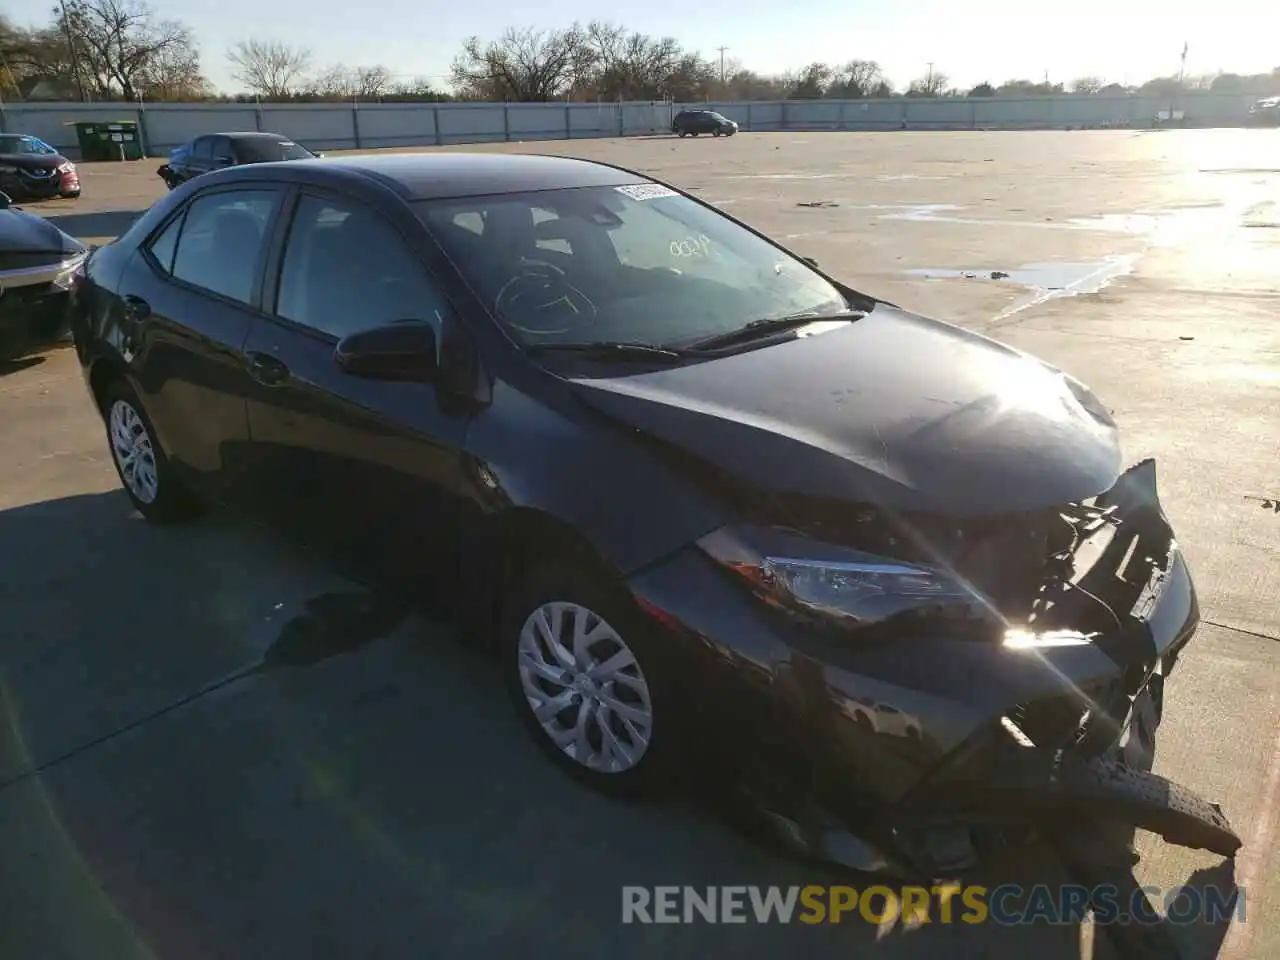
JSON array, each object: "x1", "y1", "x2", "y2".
[{"x1": 569, "y1": 304, "x2": 1123, "y2": 516}]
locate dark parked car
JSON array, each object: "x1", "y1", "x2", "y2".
[
  {"x1": 671, "y1": 109, "x2": 738, "y2": 137},
  {"x1": 1249, "y1": 96, "x2": 1279, "y2": 125},
  {"x1": 0, "y1": 191, "x2": 87, "y2": 359},
  {"x1": 0, "y1": 133, "x2": 81, "y2": 200},
  {"x1": 157, "y1": 132, "x2": 317, "y2": 189},
  {"x1": 70, "y1": 154, "x2": 1237, "y2": 950}
]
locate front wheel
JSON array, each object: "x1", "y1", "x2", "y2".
[
  {"x1": 101, "y1": 378, "x2": 204, "y2": 524},
  {"x1": 713, "y1": 129, "x2": 722, "y2": 137},
  {"x1": 502, "y1": 560, "x2": 680, "y2": 797}
]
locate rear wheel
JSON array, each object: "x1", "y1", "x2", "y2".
[
  {"x1": 713, "y1": 128, "x2": 722, "y2": 137},
  {"x1": 101, "y1": 377, "x2": 204, "y2": 524},
  {"x1": 502, "y1": 559, "x2": 680, "y2": 797}
]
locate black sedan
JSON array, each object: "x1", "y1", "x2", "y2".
[
  {"x1": 0, "y1": 133, "x2": 81, "y2": 200},
  {"x1": 69, "y1": 153, "x2": 1237, "y2": 924},
  {"x1": 0, "y1": 191, "x2": 87, "y2": 359},
  {"x1": 157, "y1": 131, "x2": 317, "y2": 189}
]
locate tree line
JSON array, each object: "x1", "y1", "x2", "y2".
[{"x1": 3, "y1": 7, "x2": 1278, "y2": 104}]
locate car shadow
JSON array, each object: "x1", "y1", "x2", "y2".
[
  {"x1": 0, "y1": 490, "x2": 1244, "y2": 960},
  {"x1": 0, "y1": 355, "x2": 45, "y2": 376},
  {"x1": 38, "y1": 208, "x2": 143, "y2": 240}
]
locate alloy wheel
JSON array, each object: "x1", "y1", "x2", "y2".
[
  {"x1": 517, "y1": 601, "x2": 653, "y2": 773},
  {"x1": 108, "y1": 399, "x2": 159, "y2": 504}
]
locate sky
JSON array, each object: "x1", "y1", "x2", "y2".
[{"x1": 27, "y1": 0, "x2": 1280, "y2": 94}]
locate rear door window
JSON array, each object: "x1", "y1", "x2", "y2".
[{"x1": 169, "y1": 188, "x2": 282, "y2": 305}]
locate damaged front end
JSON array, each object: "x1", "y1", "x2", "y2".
[{"x1": 690, "y1": 458, "x2": 1240, "y2": 878}]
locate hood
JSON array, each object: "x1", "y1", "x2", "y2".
[
  {"x1": 568, "y1": 304, "x2": 1122, "y2": 516},
  {"x1": 0, "y1": 153, "x2": 63, "y2": 170},
  {"x1": 0, "y1": 208, "x2": 85, "y2": 267}
]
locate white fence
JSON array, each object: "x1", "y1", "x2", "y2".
[{"x1": 0, "y1": 93, "x2": 1262, "y2": 159}]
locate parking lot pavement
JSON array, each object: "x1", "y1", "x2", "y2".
[{"x1": 3, "y1": 131, "x2": 1278, "y2": 959}]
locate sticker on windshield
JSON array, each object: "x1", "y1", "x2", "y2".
[{"x1": 616, "y1": 184, "x2": 677, "y2": 201}]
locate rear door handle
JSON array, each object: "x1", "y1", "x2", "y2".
[{"x1": 246, "y1": 351, "x2": 289, "y2": 385}]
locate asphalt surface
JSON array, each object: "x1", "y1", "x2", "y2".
[{"x1": 2, "y1": 130, "x2": 1277, "y2": 960}]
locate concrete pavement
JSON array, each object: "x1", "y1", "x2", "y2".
[{"x1": 2, "y1": 129, "x2": 1277, "y2": 959}]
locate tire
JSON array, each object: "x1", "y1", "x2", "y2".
[
  {"x1": 713, "y1": 129, "x2": 722, "y2": 137},
  {"x1": 677, "y1": 130, "x2": 687, "y2": 138},
  {"x1": 502, "y1": 558, "x2": 681, "y2": 797},
  {"x1": 100, "y1": 377, "x2": 204, "y2": 524}
]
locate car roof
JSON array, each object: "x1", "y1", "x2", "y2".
[
  {"x1": 204, "y1": 131, "x2": 293, "y2": 141},
  {"x1": 239, "y1": 152, "x2": 652, "y2": 201}
]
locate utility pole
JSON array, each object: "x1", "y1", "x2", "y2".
[
  {"x1": 926, "y1": 61, "x2": 934, "y2": 93},
  {"x1": 56, "y1": 0, "x2": 89, "y2": 102},
  {"x1": 1172, "y1": 41, "x2": 1188, "y2": 125},
  {"x1": 716, "y1": 46, "x2": 729, "y2": 85}
]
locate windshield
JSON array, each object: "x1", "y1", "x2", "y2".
[
  {"x1": 236, "y1": 139, "x2": 314, "y2": 162},
  {"x1": 416, "y1": 184, "x2": 848, "y2": 349},
  {"x1": 0, "y1": 135, "x2": 56, "y2": 156}
]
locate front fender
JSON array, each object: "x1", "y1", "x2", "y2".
[{"x1": 463, "y1": 380, "x2": 730, "y2": 576}]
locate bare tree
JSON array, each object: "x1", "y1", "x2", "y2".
[
  {"x1": 228, "y1": 38, "x2": 311, "y2": 99},
  {"x1": 311, "y1": 62, "x2": 354, "y2": 97},
  {"x1": 663, "y1": 53, "x2": 715, "y2": 101},
  {"x1": 450, "y1": 26, "x2": 588, "y2": 101},
  {"x1": 827, "y1": 59, "x2": 886, "y2": 98},
  {"x1": 582, "y1": 21, "x2": 681, "y2": 100},
  {"x1": 60, "y1": 0, "x2": 199, "y2": 100},
  {"x1": 136, "y1": 34, "x2": 207, "y2": 99},
  {"x1": 355, "y1": 65, "x2": 392, "y2": 98},
  {"x1": 907, "y1": 70, "x2": 948, "y2": 97},
  {"x1": 788, "y1": 62, "x2": 833, "y2": 99},
  {"x1": 1070, "y1": 76, "x2": 1104, "y2": 94}
]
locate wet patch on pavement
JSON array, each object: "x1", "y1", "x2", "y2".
[{"x1": 903, "y1": 255, "x2": 1140, "y2": 321}]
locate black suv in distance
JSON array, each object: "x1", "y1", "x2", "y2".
[
  {"x1": 157, "y1": 132, "x2": 317, "y2": 189},
  {"x1": 671, "y1": 110, "x2": 738, "y2": 137}
]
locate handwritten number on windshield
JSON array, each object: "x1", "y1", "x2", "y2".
[{"x1": 669, "y1": 235, "x2": 713, "y2": 258}]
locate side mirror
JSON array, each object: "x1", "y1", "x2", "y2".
[
  {"x1": 335, "y1": 322, "x2": 437, "y2": 381},
  {"x1": 0, "y1": 191, "x2": 10, "y2": 209},
  {"x1": 313, "y1": 151, "x2": 325, "y2": 158}
]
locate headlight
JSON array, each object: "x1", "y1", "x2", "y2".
[
  {"x1": 58, "y1": 162, "x2": 75, "y2": 173},
  {"x1": 697, "y1": 525, "x2": 984, "y2": 627},
  {"x1": 51, "y1": 251, "x2": 88, "y2": 291}
]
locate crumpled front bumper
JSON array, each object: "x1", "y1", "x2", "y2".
[{"x1": 625, "y1": 458, "x2": 1239, "y2": 875}]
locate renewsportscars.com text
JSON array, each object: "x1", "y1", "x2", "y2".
[{"x1": 621, "y1": 884, "x2": 1244, "y2": 926}]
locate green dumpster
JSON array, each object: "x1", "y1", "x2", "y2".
[{"x1": 67, "y1": 120, "x2": 144, "y2": 161}]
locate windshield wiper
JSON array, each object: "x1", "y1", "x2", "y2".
[
  {"x1": 525, "y1": 341, "x2": 701, "y2": 363},
  {"x1": 687, "y1": 309, "x2": 860, "y2": 351}
]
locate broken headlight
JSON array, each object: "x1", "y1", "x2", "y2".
[{"x1": 697, "y1": 525, "x2": 987, "y2": 627}]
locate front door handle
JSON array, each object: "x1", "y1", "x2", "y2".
[
  {"x1": 246, "y1": 351, "x2": 289, "y2": 385},
  {"x1": 121, "y1": 294, "x2": 150, "y2": 321}
]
